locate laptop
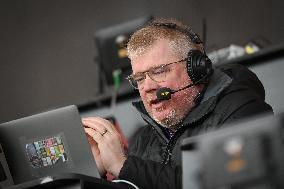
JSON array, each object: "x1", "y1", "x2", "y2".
[{"x1": 0, "y1": 105, "x2": 100, "y2": 186}]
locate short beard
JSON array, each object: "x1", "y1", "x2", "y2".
[
  {"x1": 153, "y1": 109, "x2": 183, "y2": 131},
  {"x1": 148, "y1": 86, "x2": 201, "y2": 131}
]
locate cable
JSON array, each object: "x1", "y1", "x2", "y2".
[
  {"x1": 112, "y1": 179, "x2": 139, "y2": 189},
  {"x1": 110, "y1": 69, "x2": 122, "y2": 110}
]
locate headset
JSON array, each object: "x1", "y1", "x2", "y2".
[{"x1": 150, "y1": 22, "x2": 213, "y2": 85}]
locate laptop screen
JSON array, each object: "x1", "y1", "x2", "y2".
[{"x1": 0, "y1": 105, "x2": 100, "y2": 185}]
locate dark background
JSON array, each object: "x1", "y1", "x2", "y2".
[{"x1": 1, "y1": 0, "x2": 284, "y2": 123}]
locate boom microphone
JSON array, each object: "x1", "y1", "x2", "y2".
[
  {"x1": 155, "y1": 67, "x2": 213, "y2": 103},
  {"x1": 155, "y1": 83, "x2": 195, "y2": 102}
]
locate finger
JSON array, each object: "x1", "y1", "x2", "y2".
[
  {"x1": 91, "y1": 117, "x2": 116, "y2": 131},
  {"x1": 84, "y1": 118, "x2": 123, "y2": 141},
  {"x1": 84, "y1": 129, "x2": 104, "y2": 169},
  {"x1": 92, "y1": 129, "x2": 104, "y2": 143},
  {"x1": 83, "y1": 117, "x2": 114, "y2": 135},
  {"x1": 82, "y1": 118, "x2": 107, "y2": 135},
  {"x1": 85, "y1": 127, "x2": 105, "y2": 145},
  {"x1": 84, "y1": 127, "x2": 95, "y2": 138},
  {"x1": 84, "y1": 128, "x2": 97, "y2": 143}
]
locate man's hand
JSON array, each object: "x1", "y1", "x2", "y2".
[
  {"x1": 84, "y1": 127, "x2": 107, "y2": 176},
  {"x1": 82, "y1": 117, "x2": 127, "y2": 177}
]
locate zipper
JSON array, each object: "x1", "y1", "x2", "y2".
[
  {"x1": 138, "y1": 99, "x2": 214, "y2": 164},
  {"x1": 162, "y1": 112, "x2": 209, "y2": 164},
  {"x1": 162, "y1": 124, "x2": 186, "y2": 164}
]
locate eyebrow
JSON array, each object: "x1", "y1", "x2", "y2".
[
  {"x1": 133, "y1": 64, "x2": 164, "y2": 75},
  {"x1": 133, "y1": 58, "x2": 187, "y2": 76}
]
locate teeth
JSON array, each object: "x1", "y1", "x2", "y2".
[
  {"x1": 155, "y1": 107, "x2": 164, "y2": 112},
  {"x1": 146, "y1": 97, "x2": 153, "y2": 104},
  {"x1": 146, "y1": 95, "x2": 155, "y2": 102},
  {"x1": 147, "y1": 97, "x2": 156, "y2": 104}
]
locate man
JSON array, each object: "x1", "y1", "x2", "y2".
[{"x1": 83, "y1": 18, "x2": 272, "y2": 189}]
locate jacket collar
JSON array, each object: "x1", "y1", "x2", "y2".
[{"x1": 132, "y1": 68, "x2": 232, "y2": 139}]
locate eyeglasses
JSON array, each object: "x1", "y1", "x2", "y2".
[{"x1": 126, "y1": 58, "x2": 187, "y2": 89}]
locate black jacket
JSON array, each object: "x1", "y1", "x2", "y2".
[{"x1": 118, "y1": 64, "x2": 273, "y2": 189}]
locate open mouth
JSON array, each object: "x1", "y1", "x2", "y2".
[
  {"x1": 150, "y1": 99, "x2": 166, "y2": 111},
  {"x1": 150, "y1": 98, "x2": 161, "y2": 105},
  {"x1": 147, "y1": 98, "x2": 167, "y2": 113}
]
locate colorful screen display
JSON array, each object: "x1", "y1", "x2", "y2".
[{"x1": 25, "y1": 136, "x2": 67, "y2": 168}]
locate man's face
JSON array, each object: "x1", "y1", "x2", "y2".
[{"x1": 130, "y1": 39, "x2": 200, "y2": 129}]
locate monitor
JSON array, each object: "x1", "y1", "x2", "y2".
[
  {"x1": 0, "y1": 105, "x2": 100, "y2": 186},
  {"x1": 94, "y1": 16, "x2": 152, "y2": 87},
  {"x1": 181, "y1": 113, "x2": 284, "y2": 189}
]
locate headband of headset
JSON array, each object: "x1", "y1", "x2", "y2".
[{"x1": 149, "y1": 22, "x2": 203, "y2": 44}]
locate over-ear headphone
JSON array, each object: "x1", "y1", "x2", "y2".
[
  {"x1": 150, "y1": 21, "x2": 213, "y2": 84},
  {"x1": 187, "y1": 50, "x2": 213, "y2": 84}
]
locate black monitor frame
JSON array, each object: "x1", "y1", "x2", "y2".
[
  {"x1": 181, "y1": 113, "x2": 284, "y2": 189},
  {"x1": 94, "y1": 16, "x2": 152, "y2": 89}
]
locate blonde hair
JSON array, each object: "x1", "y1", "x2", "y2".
[{"x1": 127, "y1": 17, "x2": 204, "y2": 60}]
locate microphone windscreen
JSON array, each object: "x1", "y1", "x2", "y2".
[{"x1": 156, "y1": 87, "x2": 172, "y2": 101}]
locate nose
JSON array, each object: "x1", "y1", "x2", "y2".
[{"x1": 142, "y1": 73, "x2": 159, "y2": 92}]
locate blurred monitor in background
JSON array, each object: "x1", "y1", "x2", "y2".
[
  {"x1": 181, "y1": 113, "x2": 284, "y2": 189},
  {"x1": 94, "y1": 16, "x2": 152, "y2": 89}
]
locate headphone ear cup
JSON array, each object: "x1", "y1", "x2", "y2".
[{"x1": 187, "y1": 50, "x2": 213, "y2": 84}]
